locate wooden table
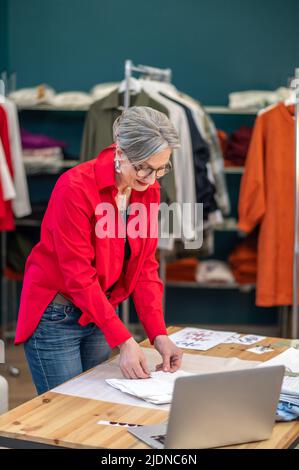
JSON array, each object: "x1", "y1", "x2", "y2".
[{"x1": 0, "y1": 326, "x2": 298, "y2": 449}]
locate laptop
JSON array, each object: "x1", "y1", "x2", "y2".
[{"x1": 129, "y1": 365, "x2": 285, "y2": 449}]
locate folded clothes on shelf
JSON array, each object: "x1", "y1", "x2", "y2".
[
  {"x1": 225, "y1": 126, "x2": 253, "y2": 167},
  {"x1": 228, "y1": 87, "x2": 292, "y2": 110},
  {"x1": 21, "y1": 129, "x2": 67, "y2": 150},
  {"x1": 166, "y1": 257, "x2": 199, "y2": 282},
  {"x1": 23, "y1": 147, "x2": 63, "y2": 158},
  {"x1": 195, "y1": 260, "x2": 235, "y2": 285},
  {"x1": 50, "y1": 92, "x2": 93, "y2": 108},
  {"x1": 9, "y1": 84, "x2": 56, "y2": 106}
]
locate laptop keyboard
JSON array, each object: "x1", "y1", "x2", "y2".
[{"x1": 150, "y1": 434, "x2": 166, "y2": 445}]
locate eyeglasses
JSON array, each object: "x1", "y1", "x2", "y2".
[{"x1": 132, "y1": 161, "x2": 172, "y2": 179}]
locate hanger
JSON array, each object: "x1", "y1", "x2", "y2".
[
  {"x1": 0, "y1": 72, "x2": 7, "y2": 104},
  {"x1": 284, "y1": 76, "x2": 297, "y2": 106},
  {"x1": 284, "y1": 90, "x2": 296, "y2": 106},
  {"x1": 118, "y1": 76, "x2": 142, "y2": 95}
]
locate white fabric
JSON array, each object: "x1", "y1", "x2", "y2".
[
  {"x1": 0, "y1": 138, "x2": 16, "y2": 201},
  {"x1": 0, "y1": 375, "x2": 8, "y2": 414},
  {"x1": 106, "y1": 370, "x2": 194, "y2": 405},
  {"x1": 2, "y1": 99, "x2": 31, "y2": 217},
  {"x1": 50, "y1": 92, "x2": 93, "y2": 108},
  {"x1": 90, "y1": 82, "x2": 119, "y2": 101},
  {"x1": 8, "y1": 85, "x2": 56, "y2": 106},
  {"x1": 228, "y1": 87, "x2": 292, "y2": 110},
  {"x1": 196, "y1": 260, "x2": 235, "y2": 284},
  {"x1": 139, "y1": 79, "x2": 197, "y2": 249},
  {"x1": 144, "y1": 82, "x2": 228, "y2": 221}
]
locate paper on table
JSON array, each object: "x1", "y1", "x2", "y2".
[
  {"x1": 247, "y1": 346, "x2": 274, "y2": 355},
  {"x1": 169, "y1": 327, "x2": 236, "y2": 350},
  {"x1": 223, "y1": 334, "x2": 266, "y2": 345},
  {"x1": 52, "y1": 347, "x2": 261, "y2": 410}
]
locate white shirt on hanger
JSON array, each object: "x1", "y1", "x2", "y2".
[
  {"x1": 0, "y1": 137, "x2": 16, "y2": 201},
  {"x1": 2, "y1": 99, "x2": 32, "y2": 217},
  {"x1": 139, "y1": 80, "x2": 197, "y2": 249}
]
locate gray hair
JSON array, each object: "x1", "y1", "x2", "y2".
[{"x1": 113, "y1": 106, "x2": 180, "y2": 163}]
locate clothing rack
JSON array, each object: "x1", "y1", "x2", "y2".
[
  {"x1": 122, "y1": 59, "x2": 172, "y2": 325},
  {"x1": 124, "y1": 60, "x2": 172, "y2": 110},
  {"x1": 292, "y1": 67, "x2": 299, "y2": 338}
]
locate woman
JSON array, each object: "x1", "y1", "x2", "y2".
[{"x1": 15, "y1": 106, "x2": 183, "y2": 395}]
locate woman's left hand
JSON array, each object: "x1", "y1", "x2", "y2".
[{"x1": 154, "y1": 335, "x2": 183, "y2": 373}]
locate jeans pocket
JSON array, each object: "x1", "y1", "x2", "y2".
[{"x1": 41, "y1": 303, "x2": 69, "y2": 324}]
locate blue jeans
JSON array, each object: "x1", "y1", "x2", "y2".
[{"x1": 24, "y1": 301, "x2": 111, "y2": 395}]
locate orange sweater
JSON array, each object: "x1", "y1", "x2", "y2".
[{"x1": 238, "y1": 102, "x2": 295, "y2": 306}]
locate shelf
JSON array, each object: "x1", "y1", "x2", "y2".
[
  {"x1": 25, "y1": 159, "x2": 79, "y2": 175},
  {"x1": 16, "y1": 104, "x2": 259, "y2": 115},
  {"x1": 223, "y1": 166, "x2": 244, "y2": 174},
  {"x1": 166, "y1": 281, "x2": 255, "y2": 291},
  {"x1": 17, "y1": 104, "x2": 89, "y2": 112},
  {"x1": 205, "y1": 106, "x2": 259, "y2": 115}
]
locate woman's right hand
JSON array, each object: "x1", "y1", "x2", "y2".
[{"x1": 118, "y1": 337, "x2": 150, "y2": 379}]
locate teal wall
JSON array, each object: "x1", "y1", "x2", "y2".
[
  {"x1": 0, "y1": 0, "x2": 8, "y2": 73},
  {"x1": 4, "y1": 0, "x2": 299, "y2": 104}
]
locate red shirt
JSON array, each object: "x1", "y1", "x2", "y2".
[{"x1": 15, "y1": 144, "x2": 167, "y2": 348}]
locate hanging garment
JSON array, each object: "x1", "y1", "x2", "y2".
[
  {"x1": 15, "y1": 144, "x2": 167, "y2": 348},
  {"x1": 0, "y1": 138, "x2": 16, "y2": 201},
  {"x1": 80, "y1": 88, "x2": 169, "y2": 161},
  {"x1": 139, "y1": 81, "x2": 197, "y2": 248},
  {"x1": 2, "y1": 99, "x2": 31, "y2": 217},
  {"x1": 139, "y1": 81, "x2": 229, "y2": 217},
  {"x1": 0, "y1": 105, "x2": 15, "y2": 231},
  {"x1": 238, "y1": 102, "x2": 295, "y2": 306},
  {"x1": 160, "y1": 93, "x2": 221, "y2": 225},
  {"x1": 178, "y1": 92, "x2": 230, "y2": 215},
  {"x1": 228, "y1": 232, "x2": 257, "y2": 285},
  {"x1": 90, "y1": 82, "x2": 119, "y2": 101}
]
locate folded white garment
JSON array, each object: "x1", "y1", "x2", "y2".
[
  {"x1": 228, "y1": 87, "x2": 292, "y2": 110},
  {"x1": 9, "y1": 85, "x2": 56, "y2": 106},
  {"x1": 196, "y1": 260, "x2": 235, "y2": 284},
  {"x1": 49, "y1": 92, "x2": 93, "y2": 108},
  {"x1": 106, "y1": 370, "x2": 194, "y2": 405}
]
